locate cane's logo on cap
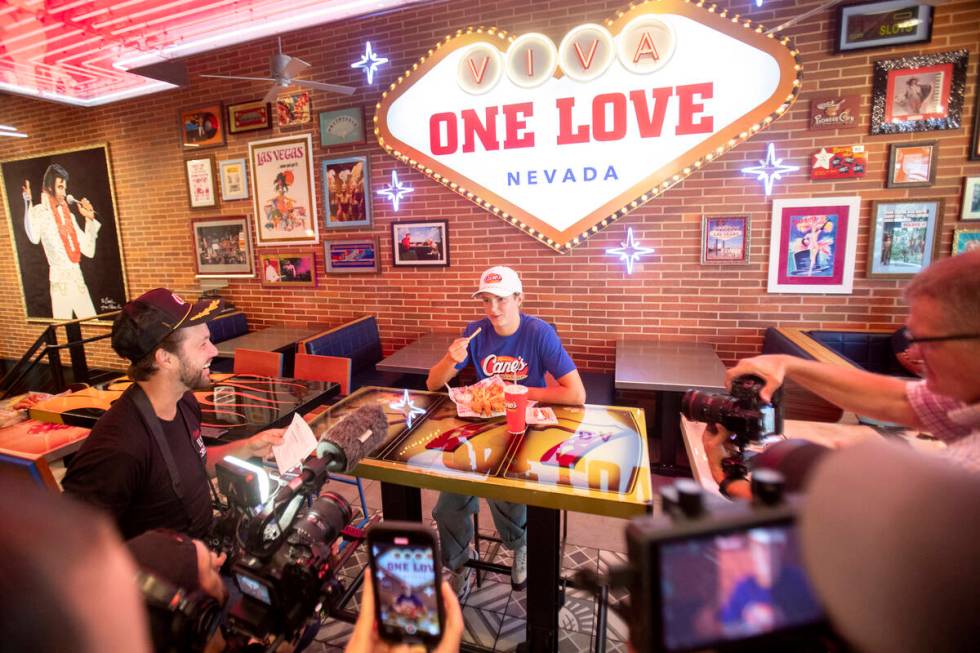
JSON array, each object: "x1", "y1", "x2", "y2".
[
  {"x1": 172, "y1": 293, "x2": 185, "y2": 305},
  {"x1": 483, "y1": 272, "x2": 502, "y2": 284}
]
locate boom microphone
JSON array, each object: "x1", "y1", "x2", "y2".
[{"x1": 315, "y1": 403, "x2": 389, "y2": 473}]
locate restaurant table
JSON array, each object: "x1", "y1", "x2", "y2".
[
  {"x1": 375, "y1": 333, "x2": 457, "y2": 375},
  {"x1": 214, "y1": 326, "x2": 322, "y2": 376},
  {"x1": 615, "y1": 339, "x2": 726, "y2": 475},
  {"x1": 308, "y1": 387, "x2": 653, "y2": 652}
]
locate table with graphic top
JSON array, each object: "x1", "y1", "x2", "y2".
[{"x1": 307, "y1": 387, "x2": 653, "y2": 652}]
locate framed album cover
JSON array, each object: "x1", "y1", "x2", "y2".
[
  {"x1": 870, "y1": 50, "x2": 968, "y2": 135},
  {"x1": 887, "y1": 141, "x2": 937, "y2": 188},
  {"x1": 767, "y1": 196, "x2": 860, "y2": 294},
  {"x1": 191, "y1": 216, "x2": 254, "y2": 278},
  {"x1": 218, "y1": 158, "x2": 249, "y2": 201},
  {"x1": 259, "y1": 251, "x2": 316, "y2": 287},
  {"x1": 324, "y1": 238, "x2": 380, "y2": 273},
  {"x1": 962, "y1": 177, "x2": 980, "y2": 221},
  {"x1": 392, "y1": 220, "x2": 449, "y2": 267},
  {"x1": 179, "y1": 103, "x2": 225, "y2": 150},
  {"x1": 322, "y1": 156, "x2": 371, "y2": 229},
  {"x1": 834, "y1": 1, "x2": 932, "y2": 53},
  {"x1": 248, "y1": 134, "x2": 318, "y2": 246},
  {"x1": 867, "y1": 200, "x2": 941, "y2": 279},
  {"x1": 952, "y1": 226, "x2": 980, "y2": 255},
  {"x1": 700, "y1": 216, "x2": 749, "y2": 265},
  {"x1": 319, "y1": 107, "x2": 366, "y2": 147},
  {"x1": 185, "y1": 156, "x2": 218, "y2": 209},
  {"x1": 227, "y1": 100, "x2": 272, "y2": 134},
  {"x1": 276, "y1": 91, "x2": 311, "y2": 128}
]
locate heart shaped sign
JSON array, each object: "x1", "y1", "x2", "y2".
[{"x1": 375, "y1": 0, "x2": 801, "y2": 252}]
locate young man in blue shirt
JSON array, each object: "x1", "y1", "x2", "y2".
[{"x1": 426, "y1": 266, "x2": 586, "y2": 598}]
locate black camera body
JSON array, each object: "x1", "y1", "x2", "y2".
[{"x1": 681, "y1": 374, "x2": 783, "y2": 448}]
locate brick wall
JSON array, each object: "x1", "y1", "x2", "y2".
[{"x1": 1, "y1": 0, "x2": 978, "y2": 374}]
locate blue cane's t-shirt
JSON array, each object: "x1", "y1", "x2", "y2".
[{"x1": 454, "y1": 314, "x2": 576, "y2": 387}]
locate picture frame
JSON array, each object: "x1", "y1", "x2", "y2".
[
  {"x1": 867, "y1": 200, "x2": 941, "y2": 278},
  {"x1": 834, "y1": 1, "x2": 932, "y2": 54},
  {"x1": 179, "y1": 103, "x2": 225, "y2": 150},
  {"x1": 259, "y1": 251, "x2": 317, "y2": 287},
  {"x1": 248, "y1": 134, "x2": 319, "y2": 246},
  {"x1": 392, "y1": 220, "x2": 450, "y2": 267},
  {"x1": 961, "y1": 177, "x2": 980, "y2": 221},
  {"x1": 886, "y1": 141, "x2": 937, "y2": 188},
  {"x1": 276, "y1": 91, "x2": 311, "y2": 128},
  {"x1": 324, "y1": 238, "x2": 380, "y2": 274},
  {"x1": 319, "y1": 106, "x2": 366, "y2": 146},
  {"x1": 218, "y1": 158, "x2": 249, "y2": 201},
  {"x1": 870, "y1": 50, "x2": 968, "y2": 135},
  {"x1": 185, "y1": 156, "x2": 218, "y2": 209},
  {"x1": 767, "y1": 196, "x2": 860, "y2": 294},
  {"x1": 971, "y1": 70, "x2": 980, "y2": 161},
  {"x1": 952, "y1": 226, "x2": 980, "y2": 255},
  {"x1": 227, "y1": 100, "x2": 272, "y2": 134},
  {"x1": 700, "y1": 216, "x2": 749, "y2": 265},
  {"x1": 190, "y1": 216, "x2": 255, "y2": 278},
  {"x1": 322, "y1": 156, "x2": 371, "y2": 229}
]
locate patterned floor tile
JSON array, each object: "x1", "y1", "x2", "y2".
[
  {"x1": 504, "y1": 588, "x2": 527, "y2": 618},
  {"x1": 465, "y1": 579, "x2": 513, "y2": 615},
  {"x1": 602, "y1": 636, "x2": 630, "y2": 652},
  {"x1": 562, "y1": 544, "x2": 599, "y2": 573},
  {"x1": 461, "y1": 606, "x2": 503, "y2": 649},
  {"x1": 597, "y1": 549, "x2": 631, "y2": 606},
  {"x1": 494, "y1": 616, "x2": 526, "y2": 651},
  {"x1": 604, "y1": 601, "x2": 629, "y2": 642},
  {"x1": 315, "y1": 616, "x2": 354, "y2": 649},
  {"x1": 557, "y1": 595, "x2": 596, "y2": 634},
  {"x1": 559, "y1": 629, "x2": 593, "y2": 652}
]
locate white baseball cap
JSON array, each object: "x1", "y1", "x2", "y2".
[{"x1": 473, "y1": 266, "x2": 523, "y2": 298}]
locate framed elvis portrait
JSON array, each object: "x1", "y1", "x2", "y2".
[
  {"x1": 185, "y1": 156, "x2": 218, "y2": 208},
  {"x1": 952, "y1": 226, "x2": 980, "y2": 255},
  {"x1": 319, "y1": 107, "x2": 366, "y2": 147},
  {"x1": 179, "y1": 103, "x2": 225, "y2": 150},
  {"x1": 767, "y1": 196, "x2": 860, "y2": 294},
  {"x1": 870, "y1": 50, "x2": 968, "y2": 135},
  {"x1": 834, "y1": 1, "x2": 932, "y2": 54},
  {"x1": 867, "y1": 200, "x2": 941, "y2": 278},
  {"x1": 276, "y1": 91, "x2": 311, "y2": 128},
  {"x1": 962, "y1": 177, "x2": 980, "y2": 221},
  {"x1": 191, "y1": 216, "x2": 254, "y2": 278},
  {"x1": 322, "y1": 156, "x2": 371, "y2": 229},
  {"x1": 248, "y1": 134, "x2": 318, "y2": 246},
  {"x1": 218, "y1": 158, "x2": 249, "y2": 201},
  {"x1": 886, "y1": 141, "x2": 937, "y2": 188},
  {"x1": 227, "y1": 100, "x2": 272, "y2": 134},
  {"x1": 700, "y1": 216, "x2": 749, "y2": 265},
  {"x1": 259, "y1": 251, "x2": 316, "y2": 287},
  {"x1": 324, "y1": 238, "x2": 380, "y2": 273},
  {"x1": 392, "y1": 220, "x2": 449, "y2": 267}
]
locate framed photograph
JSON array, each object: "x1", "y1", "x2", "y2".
[
  {"x1": 218, "y1": 158, "x2": 249, "y2": 201},
  {"x1": 319, "y1": 106, "x2": 366, "y2": 146},
  {"x1": 867, "y1": 200, "x2": 941, "y2": 278},
  {"x1": 834, "y1": 1, "x2": 932, "y2": 53},
  {"x1": 276, "y1": 91, "x2": 311, "y2": 128},
  {"x1": 259, "y1": 251, "x2": 316, "y2": 287},
  {"x1": 179, "y1": 103, "x2": 225, "y2": 150},
  {"x1": 228, "y1": 100, "x2": 272, "y2": 134},
  {"x1": 190, "y1": 216, "x2": 254, "y2": 278},
  {"x1": 248, "y1": 134, "x2": 318, "y2": 246},
  {"x1": 767, "y1": 196, "x2": 860, "y2": 294},
  {"x1": 952, "y1": 227, "x2": 980, "y2": 255},
  {"x1": 962, "y1": 177, "x2": 980, "y2": 221},
  {"x1": 0, "y1": 144, "x2": 129, "y2": 322},
  {"x1": 324, "y1": 238, "x2": 380, "y2": 274},
  {"x1": 870, "y1": 50, "x2": 968, "y2": 135},
  {"x1": 185, "y1": 156, "x2": 218, "y2": 209},
  {"x1": 972, "y1": 70, "x2": 980, "y2": 161},
  {"x1": 392, "y1": 220, "x2": 450, "y2": 267},
  {"x1": 322, "y1": 156, "x2": 371, "y2": 229},
  {"x1": 887, "y1": 141, "x2": 937, "y2": 188},
  {"x1": 700, "y1": 216, "x2": 749, "y2": 265}
]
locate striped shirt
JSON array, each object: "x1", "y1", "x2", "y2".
[{"x1": 907, "y1": 381, "x2": 980, "y2": 472}]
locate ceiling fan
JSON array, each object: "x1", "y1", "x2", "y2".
[{"x1": 201, "y1": 37, "x2": 355, "y2": 104}]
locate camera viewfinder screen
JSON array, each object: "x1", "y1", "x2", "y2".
[
  {"x1": 659, "y1": 523, "x2": 823, "y2": 651},
  {"x1": 236, "y1": 573, "x2": 272, "y2": 605},
  {"x1": 371, "y1": 542, "x2": 440, "y2": 638}
]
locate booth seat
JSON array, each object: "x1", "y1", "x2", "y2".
[
  {"x1": 297, "y1": 316, "x2": 407, "y2": 392},
  {"x1": 207, "y1": 311, "x2": 248, "y2": 344}
]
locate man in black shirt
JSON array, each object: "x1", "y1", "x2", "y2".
[{"x1": 63, "y1": 288, "x2": 284, "y2": 540}]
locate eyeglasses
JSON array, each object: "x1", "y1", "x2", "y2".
[{"x1": 900, "y1": 326, "x2": 980, "y2": 346}]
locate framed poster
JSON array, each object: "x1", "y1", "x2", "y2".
[
  {"x1": 834, "y1": 1, "x2": 932, "y2": 53},
  {"x1": 227, "y1": 100, "x2": 272, "y2": 134},
  {"x1": 276, "y1": 91, "x2": 311, "y2": 128},
  {"x1": 392, "y1": 220, "x2": 449, "y2": 267},
  {"x1": 767, "y1": 196, "x2": 860, "y2": 294},
  {"x1": 870, "y1": 50, "x2": 968, "y2": 135},
  {"x1": 248, "y1": 134, "x2": 318, "y2": 246},
  {"x1": 319, "y1": 107, "x2": 366, "y2": 146},
  {"x1": 324, "y1": 238, "x2": 380, "y2": 273},
  {"x1": 322, "y1": 156, "x2": 371, "y2": 229},
  {"x1": 179, "y1": 103, "x2": 225, "y2": 150},
  {"x1": 972, "y1": 70, "x2": 980, "y2": 161},
  {"x1": 867, "y1": 200, "x2": 941, "y2": 278},
  {"x1": 185, "y1": 156, "x2": 218, "y2": 208},
  {"x1": 962, "y1": 177, "x2": 980, "y2": 221},
  {"x1": 811, "y1": 145, "x2": 866, "y2": 180},
  {"x1": 218, "y1": 158, "x2": 249, "y2": 201},
  {"x1": 0, "y1": 144, "x2": 129, "y2": 322},
  {"x1": 887, "y1": 141, "x2": 937, "y2": 188},
  {"x1": 190, "y1": 216, "x2": 254, "y2": 278},
  {"x1": 952, "y1": 227, "x2": 980, "y2": 255},
  {"x1": 700, "y1": 216, "x2": 749, "y2": 265},
  {"x1": 259, "y1": 251, "x2": 316, "y2": 287},
  {"x1": 809, "y1": 95, "x2": 860, "y2": 130}
]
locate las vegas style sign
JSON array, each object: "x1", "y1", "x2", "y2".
[{"x1": 375, "y1": 0, "x2": 802, "y2": 253}]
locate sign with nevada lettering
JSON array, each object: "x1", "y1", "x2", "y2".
[{"x1": 375, "y1": 0, "x2": 802, "y2": 252}]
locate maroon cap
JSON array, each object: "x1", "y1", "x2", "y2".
[
  {"x1": 126, "y1": 529, "x2": 200, "y2": 592},
  {"x1": 111, "y1": 288, "x2": 222, "y2": 363}
]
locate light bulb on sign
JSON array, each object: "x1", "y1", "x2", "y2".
[
  {"x1": 376, "y1": 170, "x2": 414, "y2": 211},
  {"x1": 351, "y1": 41, "x2": 389, "y2": 85},
  {"x1": 605, "y1": 227, "x2": 655, "y2": 275},
  {"x1": 741, "y1": 143, "x2": 799, "y2": 196}
]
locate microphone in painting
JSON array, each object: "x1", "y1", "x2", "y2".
[{"x1": 66, "y1": 194, "x2": 98, "y2": 217}]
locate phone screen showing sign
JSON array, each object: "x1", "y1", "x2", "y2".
[{"x1": 371, "y1": 541, "x2": 441, "y2": 638}]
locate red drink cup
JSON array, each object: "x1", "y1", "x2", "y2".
[{"x1": 504, "y1": 384, "x2": 529, "y2": 434}]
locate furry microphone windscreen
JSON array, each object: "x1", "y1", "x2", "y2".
[{"x1": 317, "y1": 403, "x2": 389, "y2": 472}]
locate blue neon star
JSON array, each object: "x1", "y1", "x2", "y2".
[
  {"x1": 351, "y1": 41, "x2": 388, "y2": 85},
  {"x1": 376, "y1": 170, "x2": 414, "y2": 211},
  {"x1": 741, "y1": 143, "x2": 799, "y2": 196},
  {"x1": 605, "y1": 227, "x2": 655, "y2": 275},
  {"x1": 390, "y1": 388, "x2": 425, "y2": 427}
]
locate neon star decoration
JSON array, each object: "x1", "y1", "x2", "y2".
[
  {"x1": 605, "y1": 227, "x2": 655, "y2": 275},
  {"x1": 376, "y1": 170, "x2": 414, "y2": 211},
  {"x1": 351, "y1": 41, "x2": 389, "y2": 85},
  {"x1": 390, "y1": 389, "x2": 425, "y2": 427},
  {"x1": 741, "y1": 143, "x2": 799, "y2": 196}
]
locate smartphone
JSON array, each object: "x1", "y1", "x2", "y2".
[{"x1": 366, "y1": 521, "x2": 445, "y2": 646}]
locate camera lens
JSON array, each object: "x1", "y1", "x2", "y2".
[
  {"x1": 681, "y1": 389, "x2": 738, "y2": 425},
  {"x1": 291, "y1": 491, "x2": 352, "y2": 546}
]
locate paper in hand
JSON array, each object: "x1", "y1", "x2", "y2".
[{"x1": 272, "y1": 412, "x2": 318, "y2": 475}]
